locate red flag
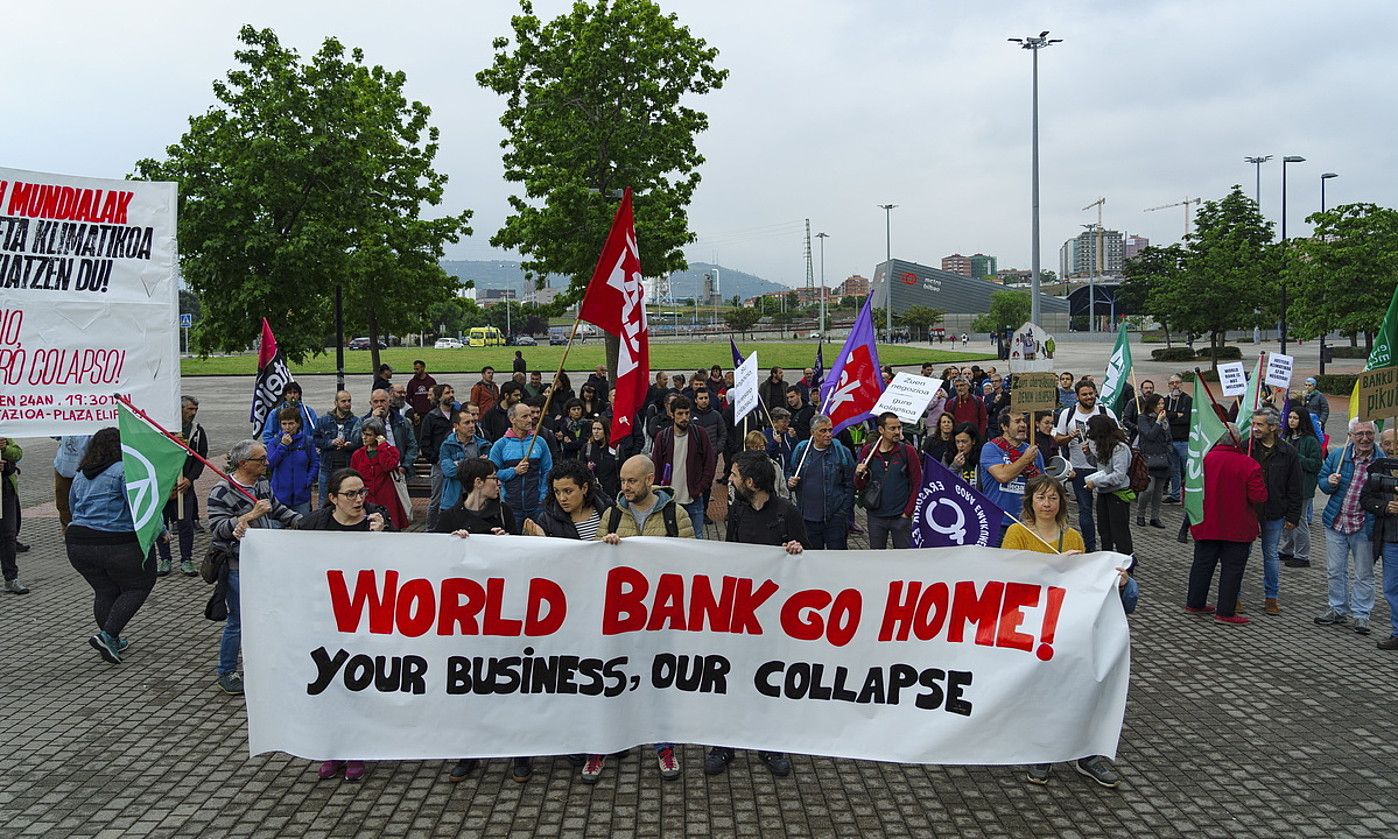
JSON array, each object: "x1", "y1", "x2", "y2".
[
  {"x1": 579, "y1": 188, "x2": 649, "y2": 444},
  {"x1": 249, "y1": 318, "x2": 294, "y2": 428},
  {"x1": 819, "y1": 294, "x2": 884, "y2": 434}
]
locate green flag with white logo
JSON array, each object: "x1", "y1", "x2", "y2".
[
  {"x1": 1183, "y1": 387, "x2": 1230, "y2": 526},
  {"x1": 1100, "y1": 323, "x2": 1133, "y2": 413},
  {"x1": 1350, "y1": 283, "x2": 1398, "y2": 423},
  {"x1": 1234, "y1": 354, "x2": 1265, "y2": 432},
  {"x1": 119, "y1": 401, "x2": 188, "y2": 558}
]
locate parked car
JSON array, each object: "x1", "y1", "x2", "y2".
[
  {"x1": 467, "y1": 326, "x2": 506, "y2": 347},
  {"x1": 548, "y1": 331, "x2": 567, "y2": 346},
  {"x1": 513, "y1": 334, "x2": 537, "y2": 347},
  {"x1": 434, "y1": 338, "x2": 463, "y2": 349},
  {"x1": 348, "y1": 336, "x2": 386, "y2": 350}
]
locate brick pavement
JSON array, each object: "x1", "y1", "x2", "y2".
[{"x1": 3, "y1": 379, "x2": 1396, "y2": 837}]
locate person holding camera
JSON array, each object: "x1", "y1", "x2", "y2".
[{"x1": 1360, "y1": 449, "x2": 1398, "y2": 650}]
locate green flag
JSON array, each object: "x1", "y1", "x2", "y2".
[
  {"x1": 119, "y1": 402, "x2": 188, "y2": 558},
  {"x1": 1183, "y1": 387, "x2": 1230, "y2": 526},
  {"x1": 1100, "y1": 323, "x2": 1133, "y2": 413},
  {"x1": 1350, "y1": 283, "x2": 1398, "y2": 422},
  {"x1": 1234, "y1": 354, "x2": 1265, "y2": 432}
]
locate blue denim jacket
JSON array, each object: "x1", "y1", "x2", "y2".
[
  {"x1": 69, "y1": 461, "x2": 135, "y2": 533},
  {"x1": 1318, "y1": 447, "x2": 1375, "y2": 537}
]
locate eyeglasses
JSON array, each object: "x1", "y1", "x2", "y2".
[
  {"x1": 246, "y1": 456, "x2": 267, "y2": 462},
  {"x1": 1352, "y1": 431, "x2": 1375, "y2": 438},
  {"x1": 334, "y1": 488, "x2": 369, "y2": 498}
]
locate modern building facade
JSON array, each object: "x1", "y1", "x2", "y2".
[
  {"x1": 836, "y1": 274, "x2": 871, "y2": 298},
  {"x1": 1059, "y1": 228, "x2": 1125, "y2": 278},
  {"x1": 872, "y1": 259, "x2": 1071, "y2": 333},
  {"x1": 1123, "y1": 233, "x2": 1150, "y2": 261},
  {"x1": 941, "y1": 254, "x2": 971, "y2": 276},
  {"x1": 969, "y1": 253, "x2": 997, "y2": 280}
]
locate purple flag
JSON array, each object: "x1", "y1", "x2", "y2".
[
  {"x1": 817, "y1": 293, "x2": 884, "y2": 434},
  {"x1": 911, "y1": 455, "x2": 1006, "y2": 548},
  {"x1": 730, "y1": 336, "x2": 744, "y2": 367}
]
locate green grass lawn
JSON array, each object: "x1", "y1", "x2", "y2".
[{"x1": 181, "y1": 342, "x2": 993, "y2": 376}]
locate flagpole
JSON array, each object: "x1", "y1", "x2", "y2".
[
  {"x1": 792, "y1": 385, "x2": 838, "y2": 479},
  {"x1": 116, "y1": 395, "x2": 259, "y2": 505},
  {"x1": 1247, "y1": 351, "x2": 1265, "y2": 457},
  {"x1": 523, "y1": 317, "x2": 584, "y2": 463}
]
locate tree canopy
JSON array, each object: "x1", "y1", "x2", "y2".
[
  {"x1": 971, "y1": 291, "x2": 1031, "y2": 335},
  {"x1": 136, "y1": 26, "x2": 472, "y2": 364},
  {"x1": 896, "y1": 305, "x2": 946, "y2": 341},
  {"x1": 1288, "y1": 202, "x2": 1398, "y2": 348}
]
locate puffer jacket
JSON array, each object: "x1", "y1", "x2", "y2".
[{"x1": 602, "y1": 489, "x2": 695, "y2": 538}]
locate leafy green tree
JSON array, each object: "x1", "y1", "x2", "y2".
[
  {"x1": 137, "y1": 27, "x2": 471, "y2": 366},
  {"x1": 478, "y1": 0, "x2": 726, "y2": 309},
  {"x1": 1120, "y1": 244, "x2": 1185, "y2": 346},
  {"x1": 1289, "y1": 202, "x2": 1398, "y2": 351},
  {"x1": 896, "y1": 305, "x2": 946, "y2": 342},
  {"x1": 971, "y1": 291, "x2": 1031, "y2": 335},
  {"x1": 721, "y1": 307, "x2": 761, "y2": 339},
  {"x1": 769, "y1": 307, "x2": 799, "y2": 339}
]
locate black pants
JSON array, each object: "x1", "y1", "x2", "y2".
[
  {"x1": 1095, "y1": 492, "x2": 1133, "y2": 557},
  {"x1": 0, "y1": 483, "x2": 19, "y2": 581},
  {"x1": 1188, "y1": 539, "x2": 1250, "y2": 617},
  {"x1": 67, "y1": 539, "x2": 157, "y2": 637},
  {"x1": 157, "y1": 489, "x2": 197, "y2": 563}
]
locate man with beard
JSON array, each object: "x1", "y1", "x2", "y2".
[
  {"x1": 706, "y1": 450, "x2": 807, "y2": 778},
  {"x1": 419, "y1": 384, "x2": 462, "y2": 531},
  {"x1": 1162, "y1": 374, "x2": 1193, "y2": 503},
  {"x1": 406, "y1": 360, "x2": 437, "y2": 421},
  {"x1": 651, "y1": 397, "x2": 716, "y2": 539},
  {"x1": 1052, "y1": 379, "x2": 1119, "y2": 553},
  {"x1": 470, "y1": 366, "x2": 500, "y2": 415},
  {"x1": 785, "y1": 386, "x2": 815, "y2": 441},
  {"x1": 314, "y1": 391, "x2": 362, "y2": 506},
  {"x1": 481, "y1": 381, "x2": 523, "y2": 443}
]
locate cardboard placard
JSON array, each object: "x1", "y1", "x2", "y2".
[
  {"x1": 870, "y1": 373, "x2": 943, "y2": 425},
  {"x1": 1264, "y1": 353, "x2": 1294, "y2": 389},
  {"x1": 1218, "y1": 362, "x2": 1248, "y2": 397},
  {"x1": 1357, "y1": 365, "x2": 1398, "y2": 422},
  {"x1": 732, "y1": 352, "x2": 760, "y2": 424},
  {"x1": 1010, "y1": 372, "x2": 1060, "y2": 416}
]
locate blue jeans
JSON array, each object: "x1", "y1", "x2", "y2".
[
  {"x1": 1383, "y1": 543, "x2": 1398, "y2": 638},
  {"x1": 1254, "y1": 518, "x2": 1285, "y2": 599},
  {"x1": 1069, "y1": 474, "x2": 1096, "y2": 552},
  {"x1": 681, "y1": 499, "x2": 707, "y2": 540},
  {"x1": 218, "y1": 570, "x2": 241, "y2": 676},
  {"x1": 1325, "y1": 528, "x2": 1375, "y2": 618},
  {"x1": 1168, "y1": 441, "x2": 1189, "y2": 499},
  {"x1": 1278, "y1": 497, "x2": 1313, "y2": 561},
  {"x1": 805, "y1": 517, "x2": 849, "y2": 550}
]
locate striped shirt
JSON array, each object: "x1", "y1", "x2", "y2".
[{"x1": 574, "y1": 511, "x2": 602, "y2": 542}]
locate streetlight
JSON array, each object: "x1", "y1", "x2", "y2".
[
  {"x1": 1244, "y1": 155, "x2": 1272, "y2": 207},
  {"x1": 1009, "y1": 30, "x2": 1062, "y2": 326},
  {"x1": 878, "y1": 204, "x2": 896, "y2": 339},
  {"x1": 1279, "y1": 154, "x2": 1305, "y2": 355},
  {"x1": 1319, "y1": 171, "x2": 1338, "y2": 374},
  {"x1": 815, "y1": 232, "x2": 829, "y2": 338}
]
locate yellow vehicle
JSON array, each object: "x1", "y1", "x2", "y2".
[{"x1": 467, "y1": 326, "x2": 505, "y2": 347}]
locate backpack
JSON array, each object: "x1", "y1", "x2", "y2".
[
  {"x1": 1127, "y1": 449, "x2": 1151, "y2": 493},
  {"x1": 606, "y1": 501, "x2": 679, "y2": 537}
]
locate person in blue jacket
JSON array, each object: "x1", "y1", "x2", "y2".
[
  {"x1": 489, "y1": 402, "x2": 553, "y2": 526},
  {"x1": 439, "y1": 409, "x2": 491, "y2": 512},
  {"x1": 260, "y1": 381, "x2": 318, "y2": 449},
  {"x1": 267, "y1": 406, "x2": 318, "y2": 514}
]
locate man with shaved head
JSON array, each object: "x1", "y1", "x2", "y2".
[{"x1": 313, "y1": 390, "x2": 361, "y2": 506}]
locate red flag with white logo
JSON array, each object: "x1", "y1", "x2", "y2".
[
  {"x1": 578, "y1": 188, "x2": 649, "y2": 444},
  {"x1": 818, "y1": 293, "x2": 884, "y2": 434},
  {"x1": 249, "y1": 318, "x2": 294, "y2": 430}
]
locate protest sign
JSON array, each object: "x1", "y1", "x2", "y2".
[
  {"x1": 1217, "y1": 362, "x2": 1248, "y2": 397},
  {"x1": 241, "y1": 531, "x2": 1131, "y2": 766},
  {"x1": 1264, "y1": 353, "x2": 1294, "y2": 389},
  {"x1": 0, "y1": 167, "x2": 179, "y2": 433},
  {"x1": 1010, "y1": 372, "x2": 1059, "y2": 415},
  {"x1": 871, "y1": 372, "x2": 942, "y2": 424},
  {"x1": 1007, "y1": 321, "x2": 1055, "y2": 374},
  {"x1": 1357, "y1": 365, "x2": 1398, "y2": 422},
  {"x1": 911, "y1": 455, "x2": 1005, "y2": 548},
  {"x1": 732, "y1": 352, "x2": 760, "y2": 424}
]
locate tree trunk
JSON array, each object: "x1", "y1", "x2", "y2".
[
  {"x1": 1210, "y1": 330, "x2": 1220, "y2": 374},
  {"x1": 367, "y1": 309, "x2": 381, "y2": 374},
  {"x1": 1366, "y1": 330, "x2": 1374, "y2": 353},
  {"x1": 1350, "y1": 332, "x2": 1358, "y2": 348}
]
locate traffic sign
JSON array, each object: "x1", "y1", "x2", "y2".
[{"x1": 179, "y1": 313, "x2": 193, "y2": 328}]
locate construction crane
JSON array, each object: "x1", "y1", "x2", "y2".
[{"x1": 1145, "y1": 197, "x2": 1201, "y2": 238}]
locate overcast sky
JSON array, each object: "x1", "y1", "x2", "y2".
[{"x1": 6, "y1": 1, "x2": 1394, "y2": 288}]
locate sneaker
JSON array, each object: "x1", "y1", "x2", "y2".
[
  {"x1": 318, "y1": 760, "x2": 344, "y2": 780},
  {"x1": 448, "y1": 759, "x2": 476, "y2": 782},
  {"x1": 1214, "y1": 614, "x2": 1250, "y2": 625},
  {"x1": 1163, "y1": 496, "x2": 1181, "y2": 504},
  {"x1": 216, "y1": 673, "x2": 244, "y2": 695},
  {"x1": 1149, "y1": 520, "x2": 1166, "y2": 529},
  {"x1": 1314, "y1": 608, "x2": 1345, "y2": 625},
  {"x1": 848, "y1": 523, "x2": 865, "y2": 535},
  {"x1": 180, "y1": 560, "x2": 198, "y2": 577},
  {"x1": 1377, "y1": 636, "x2": 1398, "y2": 651},
  {"x1": 1136, "y1": 516, "x2": 1146, "y2": 526},
  {"x1": 1026, "y1": 763, "x2": 1051, "y2": 785},
  {"x1": 88, "y1": 631, "x2": 121, "y2": 664},
  {"x1": 704, "y1": 747, "x2": 734, "y2": 776},
  {"x1": 1074, "y1": 756, "x2": 1121, "y2": 788},
  {"x1": 1283, "y1": 558, "x2": 1311, "y2": 568},
  {"x1": 115, "y1": 637, "x2": 131, "y2": 654},
  {"x1": 580, "y1": 754, "x2": 606, "y2": 784},
  {"x1": 344, "y1": 760, "x2": 365, "y2": 782},
  {"x1": 758, "y1": 751, "x2": 791, "y2": 778},
  {"x1": 656, "y1": 746, "x2": 681, "y2": 780},
  {"x1": 4, "y1": 578, "x2": 29, "y2": 594},
  {"x1": 1278, "y1": 553, "x2": 1294, "y2": 564},
  {"x1": 15, "y1": 541, "x2": 30, "y2": 552},
  {"x1": 1354, "y1": 618, "x2": 1372, "y2": 635},
  {"x1": 511, "y1": 757, "x2": 532, "y2": 783},
  {"x1": 1183, "y1": 604, "x2": 1216, "y2": 615},
  {"x1": 157, "y1": 557, "x2": 172, "y2": 577},
  {"x1": 1264, "y1": 598, "x2": 1281, "y2": 616}
]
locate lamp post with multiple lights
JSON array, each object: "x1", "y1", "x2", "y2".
[
  {"x1": 1009, "y1": 30, "x2": 1062, "y2": 325},
  {"x1": 1278, "y1": 154, "x2": 1306, "y2": 355}
]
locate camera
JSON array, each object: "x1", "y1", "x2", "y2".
[{"x1": 1365, "y1": 458, "x2": 1398, "y2": 499}]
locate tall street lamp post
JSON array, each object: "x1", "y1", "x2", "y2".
[
  {"x1": 1244, "y1": 155, "x2": 1272, "y2": 207},
  {"x1": 1279, "y1": 155, "x2": 1306, "y2": 355},
  {"x1": 1319, "y1": 171, "x2": 1338, "y2": 374},
  {"x1": 878, "y1": 204, "x2": 897, "y2": 339},
  {"x1": 815, "y1": 232, "x2": 829, "y2": 337},
  {"x1": 1009, "y1": 30, "x2": 1061, "y2": 326}
]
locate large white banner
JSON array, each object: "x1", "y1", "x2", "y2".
[
  {"x1": 242, "y1": 532, "x2": 1131, "y2": 765},
  {"x1": 0, "y1": 167, "x2": 179, "y2": 434}
]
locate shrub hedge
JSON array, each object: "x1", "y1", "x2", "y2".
[{"x1": 1150, "y1": 347, "x2": 1195, "y2": 362}]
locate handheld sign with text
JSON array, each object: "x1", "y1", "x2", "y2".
[
  {"x1": 1357, "y1": 365, "x2": 1398, "y2": 422},
  {"x1": 1217, "y1": 362, "x2": 1248, "y2": 397},
  {"x1": 1010, "y1": 372, "x2": 1059, "y2": 415},
  {"x1": 732, "y1": 352, "x2": 760, "y2": 424},
  {"x1": 870, "y1": 373, "x2": 943, "y2": 425},
  {"x1": 1264, "y1": 353, "x2": 1294, "y2": 389}
]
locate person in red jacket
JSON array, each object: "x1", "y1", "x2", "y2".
[
  {"x1": 1185, "y1": 433, "x2": 1269, "y2": 625},
  {"x1": 944, "y1": 377, "x2": 988, "y2": 441}
]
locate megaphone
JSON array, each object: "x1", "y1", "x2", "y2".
[{"x1": 1045, "y1": 455, "x2": 1072, "y2": 480}]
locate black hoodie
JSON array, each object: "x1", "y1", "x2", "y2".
[{"x1": 436, "y1": 496, "x2": 517, "y2": 535}]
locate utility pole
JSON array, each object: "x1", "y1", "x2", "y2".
[
  {"x1": 878, "y1": 203, "x2": 897, "y2": 338},
  {"x1": 1244, "y1": 155, "x2": 1272, "y2": 208},
  {"x1": 815, "y1": 232, "x2": 829, "y2": 337}
]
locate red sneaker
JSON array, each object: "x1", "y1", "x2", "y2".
[
  {"x1": 317, "y1": 760, "x2": 344, "y2": 780},
  {"x1": 1214, "y1": 614, "x2": 1250, "y2": 625},
  {"x1": 344, "y1": 760, "x2": 365, "y2": 781},
  {"x1": 1183, "y1": 605, "x2": 1216, "y2": 615}
]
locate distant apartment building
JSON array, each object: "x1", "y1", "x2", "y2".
[
  {"x1": 1124, "y1": 233, "x2": 1150, "y2": 261},
  {"x1": 1059, "y1": 229, "x2": 1124, "y2": 278},
  {"x1": 996, "y1": 268, "x2": 1032, "y2": 285},
  {"x1": 941, "y1": 253, "x2": 972, "y2": 276},
  {"x1": 969, "y1": 253, "x2": 997, "y2": 280},
  {"x1": 836, "y1": 274, "x2": 871, "y2": 298},
  {"x1": 523, "y1": 286, "x2": 559, "y2": 306}
]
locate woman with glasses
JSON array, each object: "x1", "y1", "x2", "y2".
[
  {"x1": 435, "y1": 458, "x2": 516, "y2": 537},
  {"x1": 298, "y1": 468, "x2": 389, "y2": 783}
]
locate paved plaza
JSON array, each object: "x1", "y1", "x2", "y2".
[{"x1": 2, "y1": 361, "x2": 1395, "y2": 838}]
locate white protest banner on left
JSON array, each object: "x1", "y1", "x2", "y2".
[
  {"x1": 1217, "y1": 362, "x2": 1248, "y2": 397},
  {"x1": 1265, "y1": 353, "x2": 1294, "y2": 389},
  {"x1": 0, "y1": 167, "x2": 179, "y2": 434},
  {"x1": 240, "y1": 531, "x2": 1132, "y2": 765},
  {"x1": 871, "y1": 373, "x2": 943, "y2": 424},
  {"x1": 732, "y1": 352, "x2": 760, "y2": 424}
]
